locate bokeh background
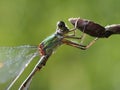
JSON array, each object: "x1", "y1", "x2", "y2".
[{"x1": 0, "y1": 0, "x2": 120, "y2": 90}]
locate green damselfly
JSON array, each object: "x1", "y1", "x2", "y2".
[
  {"x1": 0, "y1": 20, "x2": 86, "y2": 90},
  {"x1": 19, "y1": 21, "x2": 86, "y2": 90},
  {"x1": 1, "y1": 18, "x2": 120, "y2": 90}
]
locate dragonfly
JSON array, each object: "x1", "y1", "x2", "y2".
[
  {"x1": 69, "y1": 18, "x2": 120, "y2": 49},
  {"x1": 0, "y1": 20, "x2": 87, "y2": 90}
]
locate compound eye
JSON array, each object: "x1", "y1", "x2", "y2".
[{"x1": 57, "y1": 21, "x2": 65, "y2": 28}]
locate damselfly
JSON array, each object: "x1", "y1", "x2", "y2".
[
  {"x1": 1, "y1": 18, "x2": 119, "y2": 90},
  {"x1": 0, "y1": 20, "x2": 86, "y2": 90}
]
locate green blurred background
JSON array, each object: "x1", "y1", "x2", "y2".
[{"x1": 0, "y1": 0, "x2": 120, "y2": 90}]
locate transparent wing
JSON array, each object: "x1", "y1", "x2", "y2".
[{"x1": 0, "y1": 45, "x2": 40, "y2": 90}]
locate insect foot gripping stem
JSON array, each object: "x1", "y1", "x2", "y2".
[{"x1": 80, "y1": 37, "x2": 98, "y2": 50}]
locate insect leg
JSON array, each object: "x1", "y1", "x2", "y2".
[
  {"x1": 62, "y1": 39, "x2": 86, "y2": 50},
  {"x1": 79, "y1": 19, "x2": 90, "y2": 44},
  {"x1": 82, "y1": 37, "x2": 98, "y2": 50},
  {"x1": 63, "y1": 35, "x2": 82, "y2": 39},
  {"x1": 80, "y1": 33, "x2": 86, "y2": 44},
  {"x1": 62, "y1": 37, "x2": 98, "y2": 50},
  {"x1": 68, "y1": 18, "x2": 80, "y2": 36}
]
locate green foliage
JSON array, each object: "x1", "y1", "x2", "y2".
[{"x1": 0, "y1": 0, "x2": 120, "y2": 90}]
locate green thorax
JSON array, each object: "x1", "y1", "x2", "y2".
[{"x1": 40, "y1": 33, "x2": 63, "y2": 54}]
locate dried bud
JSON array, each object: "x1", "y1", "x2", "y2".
[{"x1": 69, "y1": 18, "x2": 106, "y2": 37}]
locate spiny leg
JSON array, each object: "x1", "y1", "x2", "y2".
[
  {"x1": 79, "y1": 20, "x2": 90, "y2": 44},
  {"x1": 81, "y1": 37, "x2": 98, "y2": 50},
  {"x1": 68, "y1": 18, "x2": 80, "y2": 36},
  {"x1": 63, "y1": 33, "x2": 86, "y2": 45},
  {"x1": 63, "y1": 35, "x2": 82, "y2": 39},
  {"x1": 62, "y1": 37, "x2": 98, "y2": 50},
  {"x1": 68, "y1": 18, "x2": 87, "y2": 42},
  {"x1": 62, "y1": 39, "x2": 86, "y2": 50},
  {"x1": 80, "y1": 33, "x2": 86, "y2": 44}
]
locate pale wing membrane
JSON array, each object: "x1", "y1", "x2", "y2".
[{"x1": 0, "y1": 45, "x2": 39, "y2": 90}]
